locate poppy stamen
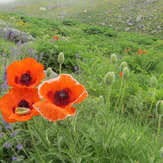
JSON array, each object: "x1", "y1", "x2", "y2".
[
  {"x1": 20, "y1": 73, "x2": 32, "y2": 86},
  {"x1": 18, "y1": 100, "x2": 30, "y2": 108},
  {"x1": 54, "y1": 89, "x2": 70, "y2": 107}
]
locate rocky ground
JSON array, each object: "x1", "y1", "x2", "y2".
[{"x1": 0, "y1": 0, "x2": 162, "y2": 35}]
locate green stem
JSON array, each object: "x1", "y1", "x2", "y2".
[
  {"x1": 145, "y1": 88, "x2": 156, "y2": 124},
  {"x1": 59, "y1": 63, "x2": 62, "y2": 74},
  {"x1": 106, "y1": 86, "x2": 112, "y2": 112},
  {"x1": 119, "y1": 80, "x2": 126, "y2": 115},
  {"x1": 65, "y1": 119, "x2": 76, "y2": 157},
  {"x1": 115, "y1": 77, "x2": 123, "y2": 112},
  {"x1": 156, "y1": 115, "x2": 162, "y2": 143},
  {"x1": 27, "y1": 121, "x2": 45, "y2": 163},
  {"x1": 33, "y1": 118, "x2": 50, "y2": 149}
]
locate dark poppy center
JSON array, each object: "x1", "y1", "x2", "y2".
[
  {"x1": 20, "y1": 73, "x2": 32, "y2": 86},
  {"x1": 18, "y1": 100, "x2": 30, "y2": 108},
  {"x1": 54, "y1": 89, "x2": 70, "y2": 107}
]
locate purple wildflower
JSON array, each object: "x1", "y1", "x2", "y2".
[
  {"x1": 10, "y1": 31, "x2": 16, "y2": 41},
  {"x1": 5, "y1": 125, "x2": 12, "y2": 130},
  {"x1": 1, "y1": 66, "x2": 8, "y2": 93},
  {"x1": 39, "y1": 53, "x2": 43, "y2": 62},
  {"x1": 75, "y1": 53, "x2": 80, "y2": 58},
  {"x1": 10, "y1": 130, "x2": 19, "y2": 137},
  {"x1": 2, "y1": 118, "x2": 8, "y2": 125},
  {"x1": 4, "y1": 142, "x2": 12, "y2": 148},
  {"x1": 0, "y1": 133, "x2": 4, "y2": 138},
  {"x1": 16, "y1": 144, "x2": 23, "y2": 150},
  {"x1": 5, "y1": 29, "x2": 12, "y2": 40},
  {"x1": 74, "y1": 66, "x2": 79, "y2": 71},
  {"x1": 2, "y1": 53, "x2": 6, "y2": 57},
  {"x1": 17, "y1": 41, "x2": 22, "y2": 47},
  {"x1": 12, "y1": 156, "x2": 18, "y2": 161}
]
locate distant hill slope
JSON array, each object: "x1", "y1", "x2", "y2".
[{"x1": 0, "y1": 0, "x2": 162, "y2": 35}]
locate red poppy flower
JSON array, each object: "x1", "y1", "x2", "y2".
[
  {"x1": 119, "y1": 72, "x2": 123, "y2": 77},
  {"x1": 124, "y1": 49, "x2": 128, "y2": 53},
  {"x1": 53, "y1": 35, "x2": 59, "y2": 40},
  {"x1": 7, "y1": 58, "x2": 45, "y2": 88},
  {"x1": 33, "y1": 74, "x2": 88, "y2": 122},
  {"x1": 0, "y1": 88, "x2": 40, "y2": 123},
  {"x1": 139, "y1": 51, "x2": 143, "y2": 54}
]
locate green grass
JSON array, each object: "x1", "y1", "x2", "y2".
[{"x1": 0, "y1": 11, "x2": 163, "y2": 162}]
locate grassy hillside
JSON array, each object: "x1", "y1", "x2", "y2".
[
  {"x1": 0, "y1": 5, "x2": 163, "y2": 163},
  {"x1": 0, "y1": 0, "x2": 162, "y2": 35}
]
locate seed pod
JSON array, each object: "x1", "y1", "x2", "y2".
[
  {"x1": 15, "y1": 107, "x2": 30, "y2": 115},
  {"x1": 122, "y1": 67, "x2": 130, "y2": 80},
  {"x1": 104, "y1": 72, "x2": 115, "y2": 86},
  {"x1": 120, "y1": 62, "x2": 128, "y2": 72},
  {"x1": 58, "y1": 52, "x2": 64, "y2": 65},
  {"x1": 110, "y1": 53, "x2": 117, "y2": 65},
  {"x1": 150, "y1": 76, "x2": 158, "y2": 88},
  {"x1": 156, "y1": 100, "x2": 163, "y2": 116}
]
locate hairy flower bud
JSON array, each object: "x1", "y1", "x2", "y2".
[
  {"x1": 99, "y1": 95, "x2": 105, "y2": 104},
  {"x1": 45, "y1": 67, "x2": 53, "y2": 78},
  {"x1": 160, "y1": 147, "x2": 163, "y2": 158},
  {"x1": 15, "y1": 107, "x2": 30, "y2": 115},
  {"x1": 156, "y1": 100, "x2": 163, "y2": 116},
  {"x1": 120, "y1": 62, "x2": 128, "y2": 72},
  {"x1": 104, "y1": 72, "x2": 115, "y2": 86},
  {"x1": 58, "y1": 52, "x2": 64, "y2": 65},
  {"x1": 110, "y1": 53, "x2": 117, "y2": 65},
  {"x1": 122, "y1": 67, "x2": 130, "y2": 80},
  {"x1": 150, "y1": 76, "x2": 158, "y2": 88}
]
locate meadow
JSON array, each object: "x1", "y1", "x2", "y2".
[{"x1": 0, "y1": 11, "x2": 163, "y2": 163}]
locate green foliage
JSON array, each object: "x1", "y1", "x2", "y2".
[
  {"x1": 83, "y1": 26, "x2": 104, "y2": 35},
  {"x1": 103, "y1": 28, "x2": 117, "y2": 37},
  {"x1": 62, "y1": 19, "x2": 78, "y2": 26},
  {"x1": 0, "y1": 38, "x2": 15, "y2": 55},
  {"x1": 35, "y1": 40, "x2": 59, "y2": 71}
]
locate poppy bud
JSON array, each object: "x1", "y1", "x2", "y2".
[
  {"x1": 156, "y1": 100, "x2": 163, "y2": 116},
  {"x1": 45, "y1": 67, "x2": 53, "y2": 78},
  {"x1": 120, "y1": 62, "x2": 128, "y2": 72},
  {"x1": 110, "y1": 53, "x2": 117, "y2": 65},
  {"x1": 58, "y1": 52, "x2": 64, "y2": 65},
  {"x1": 122, "y1": 67, "x2": 130, "y2": 80},
  {"x1": 104, "y1": 72, "x2": 115, "y2": 86},
  {"x1": 99, "y1": 95, "x2": 105, "y2": 104},
  {"x1": 160, "y1": 147, "x2": 163, "y2": 158},
  {"x1": 15, "y1": 107, "x2": 30, "y2": 115},
  {"x1": 150, "y1": 76, "x2": 158, "y2": 88}
]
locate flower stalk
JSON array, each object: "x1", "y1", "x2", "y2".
[
  {"x1": 58, "y1": 52, "x2": 64, "y2": 74},
  {"x1": 156, "y1": 115, "x2": 162, "y2": 143},
  {"x1": 104, "y1": 72, "x2": 115, "y2": 112}
]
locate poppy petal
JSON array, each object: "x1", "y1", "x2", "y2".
[
  {"x1": 0, "y1": 87, "x2": 40, "y2": 123},
  {"x1": 9, "y1": 112, "x2": 34, "y2": 122},
  {"x1": 33, "y1": 101, "x2": 76, "y2": 122},
  {"x1": 38, "y1": 74, "x2": 88, "y2": 105},
  {"x1": 2, "y1": 112, "x2": 17, "y2": 123},
  {"x1": 7, "y1": 58, "x2": 45, "y2": 88},
  {"x1": 74, "y1": 90, "x2": 88, "y2": 104}
]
